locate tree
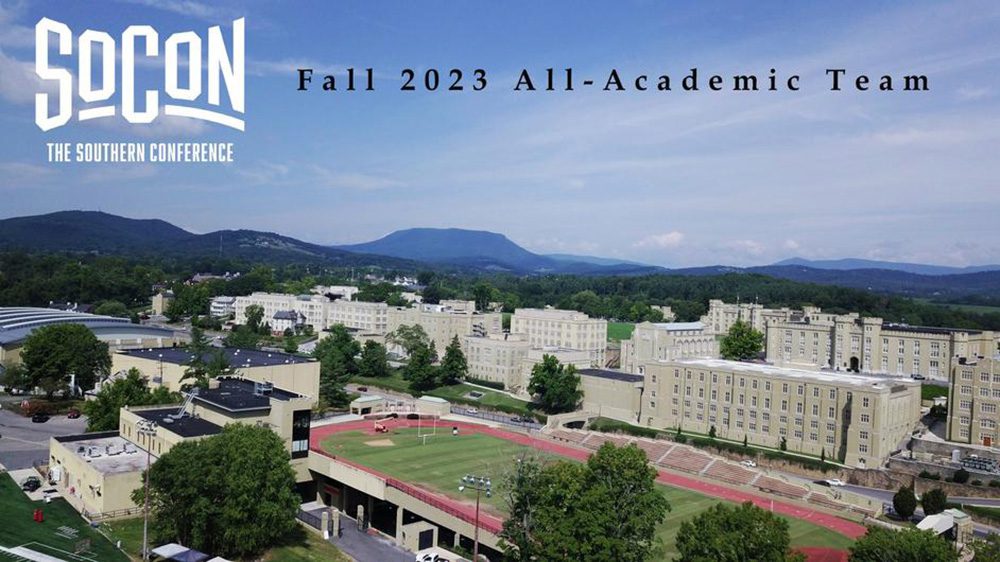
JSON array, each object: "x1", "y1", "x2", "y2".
[
  {"x1": 133, "y1": 424, "x2": 299, "y2": 559},
  {"x1": 313, "y1": 325, "x2": 360, "y2": 407},
  {"x1": 439, "y1": 335, "x2": 467, "y2": 385},
  {"x1": 892, "y1": 486, "x2": 917, "y2": 519},
  {"x1": 94, "y1": 300, "x2": 130, "y2": 317},
  {"x1": 719, "y1": 320, "x2": 765, "y2": 361},
  {"x1": 921, "y1": 488, "x2": 948, "y2": 515},
  {"x1": 779, "y1": 437, "x2": 788, "y2": 451},
  {"x1": 83, "y1": 369, "x2": 180, "y2": 431},
  {"x1": 282, "y1": 337, "x2": 299, "y2": 354},
  {"x1": 358, "y1": 341, "x2": 390, "y2": 378},
  {"x1": 473, "y1": 281, "x2": 494, "y2": 312},
  {"x1": 500, "y1": 443, "x2": 669, "y2": 562},
  {"x1": 0, "y1": 364, "x2": 31, "y2": 394},
  {"x1": 405, "y1": 340, "x2": 438, "y2": 392},
  {"x1": 848, "y1": 526, "x2": 957, "y2": 562},
  {"x1": 676, "y1": 501, "x2": 798, "y2": 562},
  {"x1": 223, "y1": 325, "x2": 260, "y2": 349},
  {"x1": 527, "y1": 355, "x2": 582, "y2": 414},
  {"x1": 181, "y1": 348, "x2": 230, "y2": 390},
  {"x1": 245, "y1": 304, "x2": 265, "y2": 333},
  {"x1": 708, "y1": 425, "x2": 717, "y2": 439},
  {"x1": 21, "y1": 323, "x2": 111, "y2": 397},
  {"x1": 387, "y1": 324, "x2": 432, "y2": 356}
]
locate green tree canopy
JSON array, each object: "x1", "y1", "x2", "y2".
[
  {"x1": 404, "y1": 339, "x2": 438, "y2": 392},
  {"x1": 848, "y1": 526, "x2": 957, "y2": 562},
  {"x1": 222, "y1": 324, "x2": 260, "y2": 349},
  {"x1": 527, "y1": 354, "x2": 582, "y2": 414},
  {"x1": 245, "y1": 304, "x2": 265, "y2": 333},
  {"x1": 675, "y1": 501, "x2": 797, "y2": 562},
  {"x1": 500, "y1": 443, "x2": 670, "y2": 562},
  {"x1": 133, "y1": 424, "x2": 299, "y2": 559},
  {"x1": 972, "y1": 533, "x2": 1000, "y2": 562},
  {"x1": 892, "y1": 486, "x2": 917, "y2": 519},
  {"x1": 358, "y1": 340, "x2": 390, "y2": 378},
  {"x1": 21, "y1": 323, "x2": 111, "y2": 396},
  {"x1": 94, "y1": 300, "x2": 130, "y2": 317},
  {"x1": 921, "y1": 488, "x2": 948, "y2": 515},
  {"x1": 387, "y1": 324, "x2": 432, "y2": 356},
  {"x1": 83, "y1": 368, "x2": 180, "y2": 431},
  {"x1": 719, "y1": 319, "x2": 765, "y2": 361},
  {"x1": 313, "y1": 324, "x2": 360, "y2": 406},
  {"x1": 439, "y1": 335, "x2": 467, "y2": 385}
]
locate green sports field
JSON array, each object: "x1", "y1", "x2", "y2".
[
  {"x1": 0, "y1": 474, "x2": 129, "y2": 562},
  {"x1": 320, "y1": 428, "x2": 853, "y2": 557}
]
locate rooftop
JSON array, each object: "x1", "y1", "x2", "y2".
[
  {"x1": 54, "y1": 432, "x2": 149, "y2": 475},
  {"x1": 134, "y1": 407, "x2": 223, "y2": 438},
  {"x1": 118, "y1": 346, "x2": 314, "y2": 367},
  {"x1": 194, "y1": 377, "x2": 304, "y2": 413},
  {"x1": 0, "y1": 307, "x2": 175, "y2": 346},
  {"x1": 579, "y1": 368, "x2": 644, "y2": 383},
  {"x1": 649, "y1": 321, "x2": 705, "y2": 331},
  {"x1": 665, "y1": 358, "x2": 920, "y2": 389},
  {"x1": 882, "y1": 322, "x2": 983, "y2": 336},
  {"x1": 352, "y1": 394, "x2": 385, "y2": 404}
]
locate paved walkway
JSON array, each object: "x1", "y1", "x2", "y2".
[
  {"x1": 327, "y1": 513, "x2": 411, "y2": 562},
  {"x1": 311, "y1": 419, "x2": 868, "y2": 541}
]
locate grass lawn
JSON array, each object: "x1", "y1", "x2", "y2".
[
  {"x1": 103, "y1": 516, "x2": 350, "y2": 562},
  {"x1": 921, "y1": 384, "x2": 949, "y2": 401},
  {"x1": 426, "y1": 384, "x2": 536, "y2": 417},
  {"x1": 0, "y1": 474, "x2": 129, "y2": 561},
  {"x1": 352, "y1": 371, "x2": 413, "y2": 394},
  {"x1": 608, "y1": 321, "x2": 635, "y2": 341},
  {"x1": 321, "y1": 428, "x2": 854, "y2": 555}
]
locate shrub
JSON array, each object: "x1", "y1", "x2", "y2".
[
  {"x1": 919, "y1": 470, "x2": 941, "y2": 480},
  {"x1": 990, "y1": 480, "x2": 1000, "y2": 488},
  {"x1": 972, "y1": 480, "x2": 983, "y2": 486},
  {"x1": 953, "y1": 468, "x2": 970, "y2": 484},
  {"x1": 464, "y1": 377, "x2": 506, "y2": 391},
  {"x1": 589, "y1": 418, "x2": 659, "y2": 439}
]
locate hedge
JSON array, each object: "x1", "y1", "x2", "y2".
[
  {"x1": 589, "y1": 418, "x2": 660, "y2": 439},
  {"x1": 463, "y1": 377, "x2": 506, "y2": 391}
]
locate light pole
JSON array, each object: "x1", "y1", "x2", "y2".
[
  {"x1": 136, "y1": 419, "x2": 158, "y2": 561},
  {"x1": 459, "y1": 474, "x2": 491, "y2": 561}
]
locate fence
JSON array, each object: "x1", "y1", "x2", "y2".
[
  {"x1": 296, "y1": 509, "x2": 323, "y2": 530},
  {"x1": 450, "y1": 406, "x2": 542, "y2": 431},
  {"x1": 385, "y1": 477, "x2": 503, "y2": 535}
]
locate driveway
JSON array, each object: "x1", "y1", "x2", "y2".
[{"x1": 0, "y1": 407, "x2": 87, "y2": 470}]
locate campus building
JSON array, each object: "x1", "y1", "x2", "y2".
[
  {"x1": 312, "y1": 285, "x2": 360, "y2": 301},
  {"x1": 0, "y1": 307, "x2": 177, "y2": 370},
  {"x1": 50, "y1": 377, "x2": 313, "y2": 519},
  {"x1": 209, "y1": 295, "x2": 236, "y2": 318},
  {"x1": 765, "y1": 310, "x2": 997, "y2": 381},
  {"x1": 233, "y1": 291, "x2": 389, "y2": 334},
  {"x1": 234, "y1": 292, "x2": 330, "y2": 330},
  {"x1": 578, "y1": 369, "x2": 644, "y2": 424},
  {"x1": 619, "y1": 321, "x2": 718, "y2": 374},
  {"x1": 325, "y1": 299, "x2": 389, "y2": 334},
  {"x1": 947, "y1": 356, "x2": 1000, "y2": 447},
  {"x1": 635, "y1": 359, "x2": 922, "y2": 467},
  {"x1": 699, "y1": 299, "x2": 798, "y2": 335},
  {"x1": 111, "y1": 347, "x2": 320, "y2": 405},
  {"x1": 463, "y1": 333, "x2": 594, "y2": 393},
  {"x1": 151, "y1": 291, "x2": 174, "y2": 316},
  {"x1": 388, "y1": 301, "x2": 502, "y2": 356},
  {"x1": 510, "y1": 307, "x2": 608, "y2": 367}
]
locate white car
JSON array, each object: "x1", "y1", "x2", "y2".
[
  {"x1": 826, "y1": 478, "x2": 846, "y2": 487},
  {"x1": 466, "y1": 408, "x2": 478, "y2": 415},
  {"x1": 740, "y1": 459, "x2": 757, "y2": 468}
]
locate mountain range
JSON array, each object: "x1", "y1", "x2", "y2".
[{"x1": 1, "y1": 211, "x2": 999, "y2": 298}]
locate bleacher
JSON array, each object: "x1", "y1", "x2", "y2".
[
  {"x1": 661, "y1": 446, "x2": 713, "y2": 473},
  {"x1": 633, "y1": 439, "x2": 673, "y2": 463},
  {"x1": 807, "y1": 492, "x2": 848, "y2": 511},
  {"x1": 705, "y1": 461, "x2": 757, "y2": 486},
  {"x1": 753, "y1": 475, "x2": 809, "y2": 499}
]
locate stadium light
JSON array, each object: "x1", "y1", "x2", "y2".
[
  {"x1": 136, "y1": 419, "x2": 157, "y2": 561},
  {"x1": 459, "y1": 473, "x2": 492, "y2": 561}
]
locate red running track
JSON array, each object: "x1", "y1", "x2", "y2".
[{"x1": 310, "y1": 418, "x2": 866, "y2": 546}]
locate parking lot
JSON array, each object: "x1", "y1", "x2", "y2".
[{"x1": 0, "y1": 405, "x2": 86, "y2": 470}]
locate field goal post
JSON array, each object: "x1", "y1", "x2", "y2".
[{"x1": 416, "y1": 413, "x2": 437, "y2": 443}]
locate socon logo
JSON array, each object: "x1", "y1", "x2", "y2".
[{"x1": 35, "y1": 17, "x2": 245, "y2": 132}]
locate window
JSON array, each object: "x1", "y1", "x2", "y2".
[
  {"x1": 826, "y1": 435, "x2": 835, "y2": 444},
  {"x1": 711, "y1": 390, "x2": 717, "y2": 401},
  {"x1": 797, "y1": 385, "x2": 804, "y2": 396},
  {"x1": 960, "y1": 400, "x2": 972, "y2": 410},
  {"x1": 811, "y1": 404, "x2": 819, "y2": 416},
  {"x1": 860, "y1": 414, "x2": 871, "y2": 423},
  {"x1": 813, "y1": 387, "x2": 820, "y2": 398},
  {"x1": 782, "y1": 383, "x2": 789, "y2": 394},
  {"x1": 650, "y1": 401, "x2": 656, "y2": 409},
  {"x1": 827, "y1": 423, "x2": 835, "y2": 432},
  {"x1": 764, "y1": 398, "x2": 771, "y2": 409},
  {"x1": 781, "y1": 400, "x2": 788, "y2": 412},
  {"x1": 711, "y1": 373, "x2": 717, "y2": 383},
  {"x1": 752, "y1": 380, "x2": 758, "y2": 390},
  {"x1": 983, "y1": 403, "x2": 998, "y2": 414},
  {"x1": 828, "y1": 406, "x2": 835, "y2": 418},
  {"x1": 859, "y1": 430, "x2": 869, "y2": 440},
  {"x1": 809, "y1": 433, "x2": 818, "y2": 441},
  {"x1": 862, "y1": 396, "x2": 870, "y2": 408},
  {"x1": 794, "y1": 430, "x2": 803, "y2": 439},
  {"x1": 810, "y1": 420, "x2": 819, "y2": 429},
  {"x1": 796, "y1": 403, "x2": 804, "y2": 414},
  {"x1": 859, "y1": 443, "x2": 868, "y2": 454}
]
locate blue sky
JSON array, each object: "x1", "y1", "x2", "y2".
[{"x1": 1, "y1": 0, "x2": 998, "y2": 267}]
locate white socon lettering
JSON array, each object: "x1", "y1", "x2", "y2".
[
  {"x1": 207, "y1": 17, "x2": 244, "y2": 111},
  {"x1": 78, "y1": 30, "x2": 115, "y2": 103},
  {"x1": 165, "y1": 31, "x2": 202, "y2": 101},
  {"x1": 122, "y1": 25, "x2": 159, "y2": 123},
  {"x1": 35, "y1": 17, "x2": 73, "y2": 132}
]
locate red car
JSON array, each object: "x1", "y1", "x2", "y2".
[{"x1": 67, "y1": 409, "x2": 81, "y2": 419}]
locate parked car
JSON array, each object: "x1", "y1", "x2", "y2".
[
  {"x1": 911, "y1": 374, "x2": 926, "y2": 381},
  {"x1": 31, "y1": 413, "x2": 51, "y2": 423},
  {"x1": 740, "y1": 459, "x2": 757, "y2": 468},
  {"x1": 357, "y1": 386, "x2": 368, "y2": 392},
  {"x1": 466, "y1": 408, "x2": 478, "y2": 415},
  {"x1": 510, "y1": 416, "x2": 524, "y2": 423},
  {"x1": 814, "y1": 479, "x2": 831, "y2": 487},
  {"x1": 415, "y1": 553, "x2": 440, "y2": 562},
  {"x1": 67, "y1": 409, "x2": 81, "y2": 419},
  {"x1": 21, "y1": 476, "x2": 42, "y2": 492},
  {"x1": 826, "y1": 478, "x2": 846, "y2": 487}
]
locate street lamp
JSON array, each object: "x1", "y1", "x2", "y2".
[
  {"x1": 458, "y1": 474, "x2": 491, "y2": 561},
  {"x1": 136, "y1": 419, "x2": 158, "y2": 561}
]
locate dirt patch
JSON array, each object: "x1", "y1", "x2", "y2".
[{"x1": 364, "y1": 439, "x2": 395, "y2": 447}]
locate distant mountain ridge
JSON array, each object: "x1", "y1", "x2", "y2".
[
  {"x1": 773, "y1": 257, "x2": 1000, "y2": 276},
  {"x1": 1, "y1": 212, "x2": 999, "y2": 298}
]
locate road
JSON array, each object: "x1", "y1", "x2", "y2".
[
  {"x1": 0, "y1": 406, "x2": 87, "y2": 470},
  {"x1": 345, "y1": 384, "x2": 543, "y2": 430}
]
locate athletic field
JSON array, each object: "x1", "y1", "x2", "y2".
[
  {"x1": 0, "y1": 474, "x2": 129, "y2": 562},
  {"x1": 318, "y1": 425, "x2": 853, "y2": 558}
]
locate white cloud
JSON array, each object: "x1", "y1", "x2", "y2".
[
  {"x1": 0, "y1": 49, "x2": 61, "y2": 105},
  {"x1": 313, "y1": 169, "x2": 404, "y2": 191},
  {"x1": 783, "y1": 239, "x2": 801, "y2": 251},
  {"x1": 726, "y1": 240, "x2": 766, "y2": 257},
  {"x1": 114, "y1": 0, "x2": 233, "y2": 21},
  {"x1": 82, "y1": 164, "x2": 158, "y2": 184},
  {"x1": 634, "y1": 231, "x2": 685, "y2": 249},
  {"x1": 0, "y1": 162, "x2": 57, "y2": 186}
]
